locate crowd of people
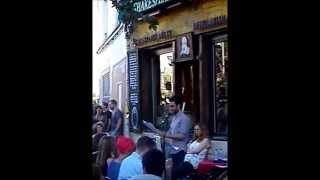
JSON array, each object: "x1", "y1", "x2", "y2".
[{"x1": 92, "y1": 96, "x2": 227, "y2": 180}]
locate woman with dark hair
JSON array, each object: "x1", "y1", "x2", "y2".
[
  {"x1": 96, "y1": 136, "x2": 118, "y2": 178},
  {"x1": 93, "y1": 163, "x2": 105, "y2": 180},
  {"x1": 92, "y1": 122, "x2": 108, "y2": 154},
  {"x1": 93, "y1": 105, "x2": 108, "y2": 126}
]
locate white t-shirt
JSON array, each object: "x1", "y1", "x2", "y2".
[
  {"x1": 184, "y1": 138, "x2": 211, "y2": 168},
  {"x1": 129, "y1": 174, "x2": 161, "y2": 180}
]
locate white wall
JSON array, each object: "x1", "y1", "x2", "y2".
[
  {"x1": 99, "y1": 30, "x2": 127, "y2": 102},
  {"x1": 92, "y1": 0, "x2": 127, "y2": 103},
  {"x1": 93, "y1": 0, "x2": 107, "y2": 97}
]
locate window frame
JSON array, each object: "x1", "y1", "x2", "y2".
[{"x1": 211, "y1": 34, "x2": 228, "y2": 139}]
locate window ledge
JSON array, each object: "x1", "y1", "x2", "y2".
[{"x1": 96, "y1": 23, "x2": 124, "y2": 54}]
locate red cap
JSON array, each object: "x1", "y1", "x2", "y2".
[{"x1": 116, "y1": 136, "x2": 135, "y2": 154}]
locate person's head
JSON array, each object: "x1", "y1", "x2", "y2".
[
  {"x1": 115, "y1": 136, "x2": 135, "y2": 156},
  {"x1": 136, "y1": 136, "x2": 156, "y2": 156},
  {"x1": 142, "y1": 149, "x2": 165, "y2": 177},
  {"x1": 95, "y1": 105, "x2": 103, "y2": 115},
  {"x1": 102, "y1": 102, "x2": 108, "y2": 110},
  {"x1": 168, "y1": 95, "x2": 183, "y2": 114},
  {"x1": 108, "y1": 99, "x2": 118, "y2": 110},
  {"x1": 96, "y1": 136, "x2": 117, "y2": 170},
  {"x1": 95, "y1": 123, "x2": 104, "y2": 134},
  {"x1": 193, "y1": 123, "x2": 209, "y2": 142}
]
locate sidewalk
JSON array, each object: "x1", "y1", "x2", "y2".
[{"x1": 123, "y1": 117, "x2": 142, "y2": 143}]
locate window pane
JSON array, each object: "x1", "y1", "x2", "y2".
[
  {"x1": 103, "y1": 72, "x2": 110, "y2": 97},
  {"x1": 214, "y1": 37, "x2": 228, "y2": 136},
  {"x1": 160, "y1": 52, "x2": 174, "y2": 104}
]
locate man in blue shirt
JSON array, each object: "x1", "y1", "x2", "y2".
[
  {"x1": 118, "y1": 136, "x2": 156, "y2": 180},
  {"x1": 156, "y1": 95, "x2": 192, "y2": 180},
  {"x1": 108, "y1": 99, "x2": 124, "y2": 136}
]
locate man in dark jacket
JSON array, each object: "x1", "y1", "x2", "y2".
[{"x1": 102, "y1": 102, "x2": 112, "y2": 132}]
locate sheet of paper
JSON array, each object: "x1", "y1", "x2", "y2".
[{"x1": 143, "y1": 120, "x2": 158, "y2": 132}]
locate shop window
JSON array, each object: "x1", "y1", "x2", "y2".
[
  {"x1": 102, "y1": 72, "x2": 110, "y2": 97},
  {"x1": 158, "y1": 52, "x2": 174, "y2": 130},
  {"x1": 160, "y1": 52, "x2": 174, "y2": 103},
  {"x1": 213, "y1": 35, "x2": 228, "y2": 137}
]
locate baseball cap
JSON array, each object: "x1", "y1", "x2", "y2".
[{"x1": 116, "y1": 136, "x2": 135, "y2": 154}]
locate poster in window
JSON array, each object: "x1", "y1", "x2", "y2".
[{"x1": 175, "y1": 33, "x2": 194, "y2": 62}]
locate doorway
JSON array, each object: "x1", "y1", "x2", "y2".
[{"x1": 139, "y1": 43, "x2": 199, "y2": 128}]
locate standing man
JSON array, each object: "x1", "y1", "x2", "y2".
[
  {"x1": 156, "y1": 95, "x2": 192, "y2": 180},
  {"x1": 109, "y1": 99, "x2": 124, "y2": 136}
]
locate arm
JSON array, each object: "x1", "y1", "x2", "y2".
[
  {"x1": 107, "y1": 158, "x2": 113, "y2": 167},
  {"x1": 163, "y1": 132, "x2": 185, "y2": 140},
  {"x1": 188, "y1": 139, "x2": 210, "y2": 154},
  {"x1": 106, "y1": 114, "x2": 111, "y2": 132},
  {"x1": 160, "y1": 117, "x2": 190, "y2": 140},
  {"x1": 114, "y1": 117, "x2": 122, "y2": 133}
]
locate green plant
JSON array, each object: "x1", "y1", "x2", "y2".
[{"x1": 110, "y1": 0, "x2": 159, "y2": 37}]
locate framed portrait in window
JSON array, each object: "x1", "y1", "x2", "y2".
[{"x1": 175, "y1": 33, "x2": 194, "y2": 62}]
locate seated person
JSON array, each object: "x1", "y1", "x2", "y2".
[
  {"x1": 129, "y1": 149, "x2": 165, "y2": 180},
  {"x1": 118, "y1": 136, "x2": 156, "y2": 180},
  {"x1": 176, "y1": 123, "x2": 212, "y2": 179},
  {"x1": 107, "y1": 136, "x2": 135, "y2": 180},
  {"x1": 96, "y1": 136, "x2": 117, "y2": 177},
  {"x1": 92, "y1": 122, "x2": 108, "y2": 153}
]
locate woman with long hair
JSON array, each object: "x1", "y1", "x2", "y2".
[
  {"x1": 95, "y1": 136, "x2": 117, "y2": 178},
  {"x1": 92, "y1": 122, "x2": 108, "y2": 155},
  {"x1": 175, "y1": 123, "x2": 212, "y2": 179},
  {"x1": 185, "y1": 123, "x2": 212, "y2": 167},
  {"x1": 93, "y1": 105, "x2": 108, "y2": 127}
]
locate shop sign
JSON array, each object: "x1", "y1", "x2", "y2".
[
  {"x1": 128, "y1": 50, "x2": 140, "y2": 131},
  {"x1": 134, "y1": 0, "x2": 173, "y2": 13},
  {"x1": 193, "y1": 15, "x2": 227, "y2": 34},
  {"x1": 133, "y1": 30, "x2": 172, "y2": 47}
]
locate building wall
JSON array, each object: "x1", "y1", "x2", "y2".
[
  {"x1": 93, "y1": 0, "x2": 128, "y2": 106},
  {"x1": 111, "y1": 58, "x2": 127, "y2": 111},
  {"x1": 131, "y1": 0, "x2": 227, "y2": 47},
  {"x1": 93, "y1": 0, "x2": 109, "y2": 98},
  {"x1": 127, "y1": 0, "x2": 227, "y2": 132}
]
